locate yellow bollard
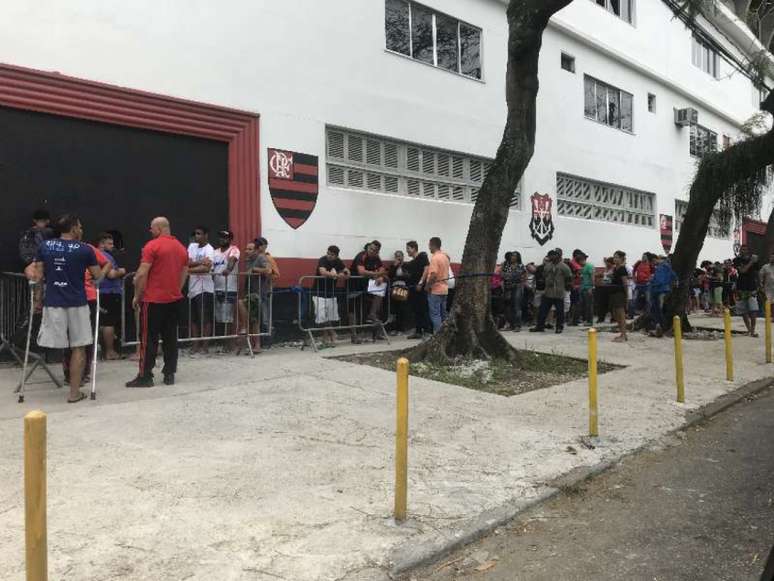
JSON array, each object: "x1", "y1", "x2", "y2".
[
  {"x1": 394, "y1": 358, "x2": 409, "y2": 523},
  {"x1": 588, "y1": 328, "x2": 599, "y2": 437},
  {"x1": 724, "y1": 308, "x2": 734, "y2": 381},
  {"x1": 766, "y1": 301, "x2": 772, "y2": 364},
  {"x1": 673, "y1": 316, "x2": 685, "y2": 403},
  {"x1": 24, "y1": 411, "x2": 47, "y2": 581}
]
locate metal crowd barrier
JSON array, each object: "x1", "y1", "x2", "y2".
[
  {"x1": 297, "y1": 275, "x2": 390, "y2": 352},
  {"x1": 120, "y1": 271, "x2": 273, "y2": 355},
  {"x1": 0, "y1": 272, "x2": 62, "y2": 391}
]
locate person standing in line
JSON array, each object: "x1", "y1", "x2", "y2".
[
  {"x1": 126, "y1": 217, "x2": 188, "y2": 388},
  {"x1": 502, "y1": 251, "x2": 526, "y2": 332},
  {"x1": 25, "y1": 214, "x2": 103, "y2": 403},
  {"x1": 212, "y1": 230, "x2": 241, "y2": 343},
  {"x1": 630, "y1": 252, "x2": 654, "y2": 318},
  {"x1": 568, "y1": 249, "x2": 583, "y2": 326},
  {"x1": 240, "y1": 237, "x2": 273, "y2": 353},
  {"x1": 388, "y1": 250, "x2": 411, "y2": 335},
  {"x1": 96, "y1": 232, "x2": 127, "y2": 360},
  {"x1": 649, "y1": 255, "x2": 677, "y2": 335},
  {"x1": 609, "y1": 250, "x2": 630, "y2": 342},
  {"x1": 310, "y1": 244, "x2": 350, "y2": 348},
  {"x1": 19, "y1": 208, "x2": 53, "y2": 267},
  {"x1": 187, "y1": 226, "x2": 215, "y2": 354},
  {"x1": 760, "y1": 252, "x2": 774, "y2": 308},
  {"x1": 530, "y1": 249, "x2": 572, "y2": 334},
  {"x1": 426, "y1": 237, "x2": 450, "y2": 333},
  {"x1": 733, "y1": 245, "x2": 761, "y2": 337},
  {"x1": 577, "y1": 251, "x2": 594, "y2": 326},
  {"x1": 405, "y1": 240, "x2": 432, "y2": 339}
]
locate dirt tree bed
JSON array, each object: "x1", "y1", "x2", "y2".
[{"x1": 336, "y1": 350, "x2": 620, "y2": 397}]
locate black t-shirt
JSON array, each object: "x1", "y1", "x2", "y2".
[
  {"x1": 405, "y1": 252, "x2": 429, "y2": 286},
  {"x1": 351, "y1": 251, "x2": 383, "y2": 291},
  {"x1": 535, "y1": 264, "x2": 546, "y2": 291},
  {"x1": 313, "y1": 256, "x2": 346, "y2": 296},
  {"x1": 610, "y1": 266, "x2": 628, "y2": 293},
  {"x1": 733, "y1": 256, "x2": 760, "y2": 292}
]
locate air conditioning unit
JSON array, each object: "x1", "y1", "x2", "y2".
[{"x1": 674, "y1": 107, "x2": 699, "y2": 127}]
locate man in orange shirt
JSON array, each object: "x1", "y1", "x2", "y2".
[
  {"x1": 426, "y1": 236, "x2": 450, "y2": 333},
  {"x1": 126, "y1": 217, "x2": 189, "y2": 388}
]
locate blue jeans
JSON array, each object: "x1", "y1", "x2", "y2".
[
  {"x1": 428, "y1": 293, "x2": 448, "y2": 333},
  {"x1": 651, "y1": 291, "x2": 666, "y2": 328},
  {"x1": 536, "y1": 296, "x2": 565, "y2": 330},
  {"x1": 507, "y1": 286, "x2": 523, "y2": 329}
]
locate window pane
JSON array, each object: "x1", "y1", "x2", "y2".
[
  {"x1": 691, "y1": 38, "x2": 701, "y2": 68},
  {"x1": 620, "y1": 0, "x2": 631, "y2": 23},
  {"x1": 436, "y1": 13, "x2": 459, "y2": 72},
  {"x1": 411, "y1": 4, "x2": 434, "y2": 65},
  {"x1": 584, "y1": 77, "x2": 596, "y2": 118},
  {"x1": 621, "y1": 92, "x2": 633, "y2": 132},
  {"x1": 610, "y1": 0, "x2": 621, "y2": 16},
  {"x1": 596, "y1": 82, "x2": 608, "y2": 123},
  {"x1": 460, "y1": 23, "x2": 481, "y2": 79},
  {"x1": 385, "y1": 0, "x2": 410, "y2": 56},
  {"x1": 607, "y1": 89, "x2": 620, "y2": 127}
]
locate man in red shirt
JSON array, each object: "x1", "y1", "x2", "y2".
[{"x1": 126, "y1": 217, "x2": 189, "y2": 388}]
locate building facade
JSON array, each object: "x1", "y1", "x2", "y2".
[{"x1": 1, "y1": 0, "x2": 772, "y2": 282}]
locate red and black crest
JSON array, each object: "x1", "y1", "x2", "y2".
[
  {"x1": 529, "y1": 193, "x2": 555, "y2": 246},
  {"x1": 268, "y1": 149, "x2": 318, "y2": 229},
  {"x1": 660, "y1": 214, "x2": 673, "y2": 254}
]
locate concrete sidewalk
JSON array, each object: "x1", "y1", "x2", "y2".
[{"x1": 0, "y1": 313, "x2": 771, "y2": 580}]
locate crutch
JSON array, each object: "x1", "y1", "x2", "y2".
[
  {"x1": 90, "y1": 284, "x2": 101, "y2": 400},
  {"x1": 17, "y1": 280, "x2": 37, "y2": 403}
]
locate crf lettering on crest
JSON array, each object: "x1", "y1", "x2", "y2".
[
  {"x1": 269, "y1": 149, "x2": 294, "y2": 180},
  {"x1": 529, "y1": 193, "x2": 555, "y2": 246}
]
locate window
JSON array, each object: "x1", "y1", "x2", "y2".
[
  {"x1": 385, "y1": 0, "x2": 482, "y2": 80},
  {"x1": 647, "y1": 93, "x2": 656, "y2": 113},
  {"x1": 326, "y1": 127, "x2": 520, "y2": 208},
  {"x1": 675, "y1": 200, "x2": 728, "y2": 238},
  {"x1": 690, "y1": 124, "x2": 717, "y2": 158},
  {"x1": 591, "y1": 0, "x2": 634, "y2": 24},
  {"x1": 556, "y1": 173, "x2": 656, "y2": 227},
  {"x1": 722, "y1": 134, "x2": 731, "y2": 149},
  {"x1": 584, "y1": 76, "x2": 633, "y2": 132},
  {"x1": 691, "y1": 35, "x2": 719, "y2": 78},
  {"x1": 561, "y1": 52, "x2": 576, "y2": 73}
]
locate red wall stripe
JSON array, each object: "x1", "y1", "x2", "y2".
[{"x1": 268, "y1": 179, "x2": 318, "y2": 193}]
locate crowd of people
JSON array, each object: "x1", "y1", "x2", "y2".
[{"x1": 16, "y1": 207, "x2": 774, "y2": 402}]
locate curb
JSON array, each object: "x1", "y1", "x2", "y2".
[{"x1": 387, "y1": 377, "x2": 774, "y2": 579}]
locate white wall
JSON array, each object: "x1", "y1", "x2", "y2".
[{"x1": 0, "y1": 0, "x2": 770, "y2": 269}]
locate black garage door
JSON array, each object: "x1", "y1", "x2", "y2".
[{"x1": 0, "y1": 106, "x2": 228, "y2": 272}]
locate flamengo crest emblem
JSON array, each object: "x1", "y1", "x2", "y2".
[
  {"x1": 268, "y1": 148, "x2": 318, "y2": 230},
  {"x1": 529, "y1": 193, "x2": 555, "y2": 246}
]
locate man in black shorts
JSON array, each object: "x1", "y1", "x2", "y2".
[{"x1": 97, "y1": 232, "x2": 127, "y2": 360}]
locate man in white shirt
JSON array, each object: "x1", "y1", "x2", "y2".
[
  {"x1": 212, "y1": 229, "x2": 241, "y2": 331},
  {"x1": 760, "y1": 252, "x2": 774, "y2": 304},
  {"x1": 187, "y1": 226, "x2": 214, "y2": 354}
]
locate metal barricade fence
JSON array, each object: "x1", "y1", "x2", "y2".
[
  {"x1": 298, "y1": 275, "x2": 390, "y2": 352},
  {"x1": 120, "y1": 271, "x2": 273, "y2": 354},
  {"x1": 0, "y1": 272, "x2": 62, "y2": 390}
]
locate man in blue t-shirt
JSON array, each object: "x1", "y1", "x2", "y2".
[{"x1": 25, "y1": 214, "x2": 103, "y2": 403}]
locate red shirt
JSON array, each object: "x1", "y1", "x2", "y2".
[
  {"x1": 633, "y1": 261, "x2": 654, "y2": 285},
  {"x1": 140, "y1": 235, "x2": 188, "y2": 304},
  {"x1": 85, "y1": 245, "x2": 110, "y2": 302}
]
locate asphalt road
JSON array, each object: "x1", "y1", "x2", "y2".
[{"x1": 412, "y1": 387, "x2": 774, "y2": 581}]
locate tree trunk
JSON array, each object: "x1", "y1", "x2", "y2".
[
  {"x1": 667, "y1": 92, "x2": 774, "y2": 326},
  {"x1": 408, "y1": 0, "x2": 573, "y2": 365}
]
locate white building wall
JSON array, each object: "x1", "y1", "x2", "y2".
[{"x1": 0, "y1": 0, "x2": 771, "y2": 268}]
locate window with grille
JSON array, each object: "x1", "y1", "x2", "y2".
[
  {"x1": 556, "y1": 173, "x2": 655, "y2": 228},
  {"x1": 675, "y1": 200, "x2": 728, "y2": 239},
  {"x1": 690, "y1": 124, "x2": 717, "y2": 158},
  {"x1": 591, "y1": 0, "x2": 634, "y2": 24},
  {"x1": 326, "y1": 127, "x2": 520, "y2": 209},
  {"x1": 584, "y1": 76, "x2": 633, "y2": 133},
  {"x1": 385, "y1": 0, "x2": 482, "y2": 80}
]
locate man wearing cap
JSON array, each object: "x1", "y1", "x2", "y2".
[
  {"x1": 212, "y1": 229, "x2": 241, "y2": 339},
  {"x1": 126, "y1": 217, "x2": 188, "y2": 388}
]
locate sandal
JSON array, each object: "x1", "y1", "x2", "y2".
[{"x1": 67, "y1": 392, "x2": 87, "y2": 404}]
